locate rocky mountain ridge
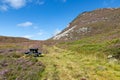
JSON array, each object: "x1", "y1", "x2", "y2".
[{"x1": 52, "y1": 8, "x2": 120, "y2": 41}]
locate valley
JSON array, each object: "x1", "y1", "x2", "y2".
[{"x1": 0, "y1": 8, "x2": 120, "y2": 80}]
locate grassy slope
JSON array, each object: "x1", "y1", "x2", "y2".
[
  {"x1": 0, "y1": 36, "x2": 30, "y2": 43},
  {"x1": 38, "y1": 46, "x2": 120, "y2": 80},
  {"x1": 0, "y1": 29, "x2": 120, "y2": 80},
  {"x1": 38, "y1": 31, "x2": 120, "y2": 80},
  {"x1": 0, "y1": 42, "x2": 45, "y2": 80}
]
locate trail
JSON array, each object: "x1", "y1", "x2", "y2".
[{"x1": 38, "y1": 46, "x2": 120, "y2": 80}]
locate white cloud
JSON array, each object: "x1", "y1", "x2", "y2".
[
  {"x1": 0, "y1": 0, "x2": 66, "y2": 11},
  {"x1": 53, "y1": 29, "x2": 61, "y2": 36},
  {"x1": 36, "y1": 0, "x2": 45, "y2": 5},
  {"x1": 17, "y1": 21, "x2": 33, "y2": 27},
  {"x1": 22, "y1": 30, "x2": 44, "y2": 39},
  {"x1": 4, "y1": 0, "x2": 26, "y2": 9},
  {"x1": 37, "y1": 32, "x2": 43, "y2": 35},
  {"x1": 0, "y1": 5, "x2": 8, "y2": 11},
  {"x1": 37, "y1": 30, "x2": 45, "y2": 36},
  {"x1": 22, "y1": 35, "x2": 33, "y2": 38},
  {"x1": 0, "y1": 0, "x2": 28, "y2": 11}
]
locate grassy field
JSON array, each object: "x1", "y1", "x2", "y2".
[
  {"x1": 0, "y1": 33, "x2": 120, "y2": 80},
  {"x1": 38, "y1": 37, "x2": 120, "y2": 80}
]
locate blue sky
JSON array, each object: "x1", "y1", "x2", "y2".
[{"x1": 0, "y1": 0, "x2": 120, "y2": 40}]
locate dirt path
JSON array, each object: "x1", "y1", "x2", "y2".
[{"x1": 38, "y1": 46, "x2": 120, "y2": 80}]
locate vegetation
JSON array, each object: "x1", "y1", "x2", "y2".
[
  {"x1": 0, "y1": 43, "x2": 45, "y2": 80},
  {"x1": 0, "y1": 8, "x2": 120, "y2": 80},
  {"x1": 38, "y1": 37, "x2": 120, "y2": 80},
  {"x1": 0, "y1": 34, "x2": 120, "y2": 80},
  {"x1": 0, "y1": 30, "x2": 120, "y2": 80}
]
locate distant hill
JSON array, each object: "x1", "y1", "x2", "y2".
[
  {"x1": 0, "y1": 36, "x2": 30, "y2": 43},
  {"x1": 52, "y1": 8, "x2": 120, "y2": 41}
]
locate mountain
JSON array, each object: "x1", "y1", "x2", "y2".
[
  {"x1": 0, "y1": 8, "x2": 120, "y2": 80},
  {"x1": 0, "y1": 36, "x2": 30, "y2": 43},
  {"x1": 52, "y1": 8, "x2": 120, "y2": 41}
]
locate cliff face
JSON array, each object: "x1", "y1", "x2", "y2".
[{"x1": 52, "y1": 8, "x2": 120, "y2": 41}]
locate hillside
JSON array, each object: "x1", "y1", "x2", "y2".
[
  {"x1": 0, "y1": 8, "x2": 120, "y2": 80},
  {"x1": 52, "y1": 8, "x2": 120, "y2": 41},
  {"x1": 0, "y1": 36, "x2": 30, "y2": 43},
  {"x1": 0, "y1": 34, "x2": 120, "y2": 80},
  {"x1": 38, "y1": 38, "x2": 120, "y2": 80}
]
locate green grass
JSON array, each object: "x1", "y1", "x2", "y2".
[
  {"x1": 38, "y1": 42, "x2": 120, "y2": 80},
  {"x1": 0, "y1": 31, "x2": 120, "y2": 80},
  {"x1": 37, "y1": 33, "x2": 120, "y2": 80}
]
